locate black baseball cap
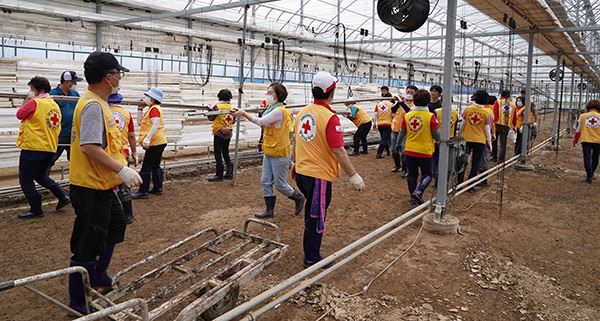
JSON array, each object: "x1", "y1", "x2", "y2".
[
  {"x1": 60, "y1": 71, "x2": 84, "y2": 83},
  {"x1": 84, "y1": 52, "x2": 130, "y2": 73}
]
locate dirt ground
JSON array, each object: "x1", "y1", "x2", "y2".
[{"x1": 0, "y1": 116, "x2": 599, "y2": 321}]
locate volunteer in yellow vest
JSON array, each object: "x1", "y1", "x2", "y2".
[
  {"x1": 344, "y1": 100, "x2": 372, "y2": 156},
  {"x1": 572, "y1": 100, "x2": 600, "y2": 184},
  {"x1": 478, "y1": 95, "x2": 497, "y2": 186},
  {"x1": 395, "y1": 89, "x2": 440, "y2": 205},
  {"x1": 67, "y1": 52, "x2": 141, "y2": 315},
  {"x1": 207, "y1": 89, "x2": 235, "y2": 182},
  {"x1": 511, "y1": 95, "x2": 537, "y2": 156},
  {"x1": 391, "y1": 85, "x2": 417, "y2": 176},
  {"x1": 457, "y1": 89, "x2": 493, "y2": 186},
  {"x1": 109, "y1": 93, "x2": 137, "y2": 224},
  {"x1": 492, "y1": 90, "x2": 514, "y2": 161},
  {"x1": 15, "y1": 76, "x2": 70, "y2": 219},
  {"x1": 132, "y1": 87, "x2": 167, "y2": 199},
  {"x1": 432, "y1": 103, "x2": 459, "y2": 185},
  {"x1": 293, "y1": 71, "x2": 365, "y2": 267},
  {"x1": 373, "y1": 86, "x2": 393, "y2": 159},
  {"x1": 233, "y1": 83, "x2": 306, "y2": 218}
]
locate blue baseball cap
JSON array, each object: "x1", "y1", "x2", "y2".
[
  {"x1": 107, "y1": 93, "x2": 124, "y2": 104},
  {"x1": 60, "y1": 71, "x2": 84, "y2": 83}
]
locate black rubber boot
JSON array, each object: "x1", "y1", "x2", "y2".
[
  {"x1": 18, "y1": 194, "x2": 43, "y2": 219},
  {"x1": 132, "y1": 171, "x2": 151, "y2": 199},
  {"x1": 224, "y1": 165, "x2": 233, "y2": 180},
  {"x1": 68, "y1": 260, "x2": 96, "y2": 316},
  {"x1": 255, "y1": 196, "x2": 276, "y2": 218},
  {"x1": 149, "y1": 168, "x2": 163, "y2": 195},
  {"x1": 94, "y1": 244, "x2": 115, "y2": 294},
  {"x1": 288, "y1": 191, "x2": 306, "y2": 216}
]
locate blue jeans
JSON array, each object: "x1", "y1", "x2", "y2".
[
  {"x1": 582, "y1": 142, "x2": 600, "y2": 181},
  {"x1": 19, "y1": 150, "x2": 68, "y2": 214},
  {"x1": 261, "y1": 155, "x2": 295, "y2": 197}
]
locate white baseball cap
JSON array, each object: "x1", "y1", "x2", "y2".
[{"x1": 312, "y1": 71, "x2": 337, "y2": 93}]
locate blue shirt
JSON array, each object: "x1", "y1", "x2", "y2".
[{"x1": 49, "y1": 86, "x2": 80, "y2": 141}]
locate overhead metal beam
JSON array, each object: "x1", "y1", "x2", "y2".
[
  {"x1": 103, "y1": 0, "x2": 280, "y2": 26},
  {"x1": 394, "y1": 51, "x2": 600, "y2": 61}
]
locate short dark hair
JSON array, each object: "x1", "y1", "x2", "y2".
[
  {"x1": 471, "y1": 89, "x2": 489, "y2": 105},
  {"x1": 515, "y1": 96, "x2": 525, "y2": 105},
  {"x1": 380, "y1": 86, "x2": 389, "y2": 91},
  {"x1": 488, "y1": 95, "x2": 497, "y2": 105},
  {"x1": 413, "y1": 89, "x2": 431, "y2": 107},
  {"x1": 269, "y1": 82, "x2": 288, "y2": 102},
  {"x1": 429, "y1": 85, "x2": 442, "y2": 93},
  {"x1": 500, "y1": 90, "x2": 510, "y2": 98},
  {"x1": 382, "y1": 92, "x2": 393, "y2": 98},
  {"x1": 586, "y1": 99, "x2": 600, "y2": 111},
  {"x1": 520, "y1": 89, "x2": 526, "y2": 95},
  {"x1": 85, "y1": 69, "x2": 109, "y2": 85},
  {"x1": 406, "y1": 85, "x2": 419, "y2": 92},
  {"x1": 312, "y1": 87, "x2": 334, "y2": 100},
  {"x1": 27, "y1": 76, "x2": 51, "y2": 93},
  {"x1": 217, "y1": 89, "x2": 233, "y2": 101}
]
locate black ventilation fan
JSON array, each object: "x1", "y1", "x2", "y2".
[
  {"x1": 377, "y1": 0, "x2": 430, "y2": 33},
  {"x1": 549, "y1": 68, "x2": 564, "y2": 81}
]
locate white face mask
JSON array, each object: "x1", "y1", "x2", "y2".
[
  {"x1": 516, "y1": 101, "x2": 524, "y2": 107},
  {"x1": 144, "y1": 96, "x2": 152, "y2": 105},
  {"x1": 107, "y1": 74, "x2": 120, "y2": 95},
  {"x1": 26, "y1": 90, "x2": 36, "y2": 99},
  {"x1": 405, "y1": 94, "x2": 413, "y2": 101},
  {"x1": 266, "y1": 95, "x2": 277, "y2": 106}
]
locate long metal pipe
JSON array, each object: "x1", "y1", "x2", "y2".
[
  {"x1": 232, "y1": 5, "x2": 250, "y2": 186},
  {"x1": 73, "y1": 299, "x2": 149, "y2": 321},
  {"x1": 520, "y1": 33, "x2": 536, "y2": 160},
  {"x1": 551, "y1": 55, "x2": 562, "y2": 145}
]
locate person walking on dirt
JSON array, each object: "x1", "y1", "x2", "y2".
[
  {"x1": 233, "y1": 83, "x2": 306, "y2": 218},
  {"x1": 344, "y1": 100, "x2": 372, "y2": 156},
  {"x1": 395, "y1": 89, "x2": 439, "y2": 204},
  {"x1": 293, "y1": 71, "x2": 365, "y2": 267},
  {"x1": 132, "y1": 87, "x2": 167, "y2": 198},
  {"x1": 207, "y1": 89, "x2": 235, "y2": 182},
  {"x1": 15, "y1": 76, "x2": 70, "y2": 219},
  {"x1": 492, "y1": 90, "x2": 514, "y2": 162},
  {"x1": 457, "y1": 90, "x2": 493, "y2": 187},
  {"x1": 511, "y1": 96, "x2": 537, "y2": 156},
  {"x1": 67, "y1": 52, "x2": 142, "y2": 315},
  {"x1": 572, "y1": 100, "x2": 600, "y2": 184},
  {"x1": 373, "y1": 87, "x2": 393, "y2": 159},
  {"x1": 109, "y1": 93, "x2": 138, "y2": 223},
  {"x1": 391, "y1": 86, "x2": 416, "y2": 176}
]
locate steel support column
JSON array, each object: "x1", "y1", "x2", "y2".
[
  {"x1": 95, "y1": 2, "x2": 102, "y2": 50},
  {"x1": 250, "y1": 5, "x2": 256, "y2": 82},
  {"x1": 232, "y1": 5, "x2": 249, "y2": 186},
  {"x1": 551, "y1": 55, "x2": 561, "y2": 145},
  {"x1": 433, "y1": 0, "x2": 458, "y2": 221},
  {"x1": 567, "y1": 68, "x2": 576, "y2": 132},
  {"x1": 187, "y1": 19, "x2": 193, "y2": 75},
  {"x1": 520, "y1": 33, "x2": 536, "y2": 161},
  {"x1": 334, "y1": 0, "x2": 341, "y2": 76}
]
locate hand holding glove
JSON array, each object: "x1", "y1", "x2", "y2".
[
  {"x1": 142, "y1": 137, "x2": 151, "y2": 149},
  {"x1": 117, "y1": 166, "x2": 143, "y2": 188},
  {"x1": 349, "y1": 173, "x2": 365, "y2": 191}
]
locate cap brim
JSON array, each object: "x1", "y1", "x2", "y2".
[
  {"x1": 73, "y1": 76, "x2": 84, "y2": 83},
  {"x1": 116, "y1": 65, "x2": 130, "y2": 72}
]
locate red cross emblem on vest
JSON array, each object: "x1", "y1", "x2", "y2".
[
  {"x1": 50, "y1": 113, "x2": 59, "y2": 126},
  {"x1": 469, "y1": 112, "x2": 482, "y2": 126},
  {"x1": 298, "y1": 113, "x2": 316, "y2": 142},
  {"x1": 225, "y1": 114, "x2": 233, "y2": 123},
  {"x1": 380, "y1": 104, "x2": 387, "y2": 112},
  {"x1": 408, "y1": 115, "x2": 423, "y2": 131},
  {"x1": 586, "y1": 115, "x2": 600, "y2": 129}
]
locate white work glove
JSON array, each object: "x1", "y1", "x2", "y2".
[
  {"x1": 117, "y1": 166, "x2": 143, "y2": 188},
  {"x1": 132, "y1": 154, "x2": 139, "y2": 167},
  {"x1": 349, "y1": 173, "x2": 365, "y2": 191},
  {"x1": 142, "y1": 137, "x2": 151, "y2": 149}
]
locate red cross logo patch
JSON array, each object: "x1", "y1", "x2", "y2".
[
  {"x1": 468, "y1": 112, "x2": 483, "y2": 126},
  {"x1": 46, "y1": 109, "x2": 60, "y2": 130},
  {"x1": 224, "y1": 114, "x2": 233, "y2": 125},
  {"x1": 585, "y1": 115, "x2": 600, "y2": 129},
  {"x1": 298, "y1": 113, "x2": 316, "y2": 142},
  {"x1": 113, "y1": 111, "x2": 126, "y2": 131},
  {"x1": 408, "y1": 115, "x2": 423, "y2": 132}
]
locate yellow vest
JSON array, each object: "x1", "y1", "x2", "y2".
[
  {"x1": 404, "y1": 108, "x2": 435, "y2": 156},
  {"x1": 110, "y1": 104, "x2": 131, "y2": 165},
  {"x1": 435, "y1": 107, "x2": 459, "y2": 139},
  {"x1": 294, "y1": 103, "x2": 340, "y2": 182},
  {"x1": 392, "y1": 101, "x2": 412, "y2": 132},
  {"x1": 16, "y1": 98, "x2": 62, "y2": 153},
  {"x1": 579, "y1": 111, "x2": 600, "y2": 143},
  {"x1": 350, "y1": 105, "x2": 371, "y2": 127},
  {"x1": 462, "y1": 105, "x2": 490, "y2": 144},
  {"x1": 211, "y1": 103, "x2": 235, "y2": 135},
  {"x1": 495, "y1": 98, "x2": 514, "y2": 127},
  {"x1": 375, "y1": 100, "x2": 393, "y2": 126},
  {"x1": 70, "y1": 90, "x2": 123, "y2": 190},
  {"x1": 263, "y1": 105, "x2": 293, "y2": 158},
  {"x1": 513, "y1": 106, "x2": 536, "y2": 130},
  {"x1": 139, "y1": 104, "x2": 167, "y2": 146}
]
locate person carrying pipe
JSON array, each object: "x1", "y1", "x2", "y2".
[
  {"x1": 572, "y1": 99, "x2": 600, "y2": 184},
  {"x1": 373, "y1": 86, "x2": 393, "y2": 159},
  {"x1": 457, "y1": 89, "x2": 493, "y2": 187},
  {"x1": 233, "y1": 83, "x2": 306, "y2": 218},
  {"x1": 391, "y1": 85, "x2": 417, "y2": 176},
  {"x1": 48, "y1": 71, "x2": 83, "y2": 169},
  {"x1": 491, "y1": 90, "x2": 515, "y2": 162},
  {"x1": 67, "y1": 52, "x2": 142, "y2": 315},
  {"x1": 132, "y1": 87, "x2": 167, "y2": 198},
  {"x1": 292, "y1": 71, "x2": 365, "y2": 267},
  {"x1": 207, "y1": 89, "x2": 235, "y2": 182},
  {"x1": 511, "y1": 95, "x2": 537, "y2": 156},
  {"x1": 343, "y1": 100, "x2": 372, "y2": 156},
  {"x1": 394, "y1": 89, "x2": 439, "y2": 205},
  {"x1": 15, "y1": 76, "x2": 70, "y2": 219},
  {"x1": 108, "y1": 93, "x2": 137, "y2": 224}
]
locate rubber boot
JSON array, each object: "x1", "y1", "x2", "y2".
[
  {"x1": 18, "y1": 194, "x2": 43, "y2": 219},
  {"x1": 224, "y1": 164, "x2": 233, "y2": 180},
  {"x1": 94, "y1": 244, "x2": 115, "y2": 294},
  {"x1": 255, "y1": 196, "x2": 276, "y2": 218},
  {"x1": 287, "y1": 191, "x2": 306, "y2": 216},
  {"x1": 149, "y1": 168, "x2": 163, "y2": 195},
  {"x1": 122, "y1": 198, "x2": 135, "y2": 224},
  {"x1": 400, "y1": 160, "x2": 408, "y2": 178},
  {"x1": 131, "y1": 171, "x2": 151, "y2": 199},
  {"x1": 68, "y1": 260, "x2": 96, "y2": 316}
]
